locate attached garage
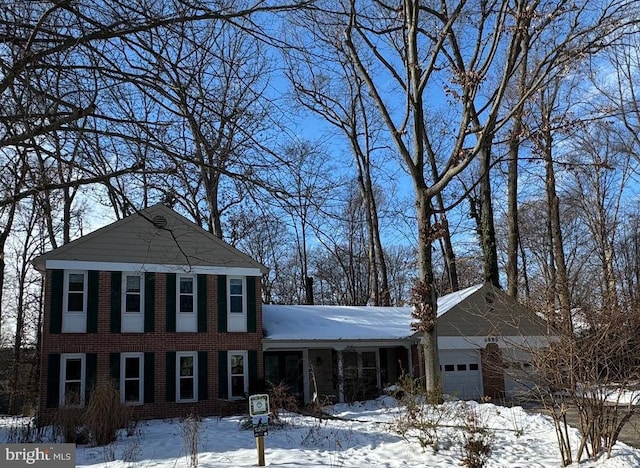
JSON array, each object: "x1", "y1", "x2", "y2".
[
  {"x1": 263, "y1": 283, "x2": 556, "y2": 402},
  {"x1": 440, "y1": 349, "x2": 483, "y2": 399}
]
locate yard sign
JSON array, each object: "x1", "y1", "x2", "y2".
[{"x1": 249, "y1": 394, "x2": 270, "y2": 466}]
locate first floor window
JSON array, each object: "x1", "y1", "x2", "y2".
[
  {"x1": 361, "y1": 351, "x2": 378, "y2": 387},
  {"x1": 121, "y1": 353, "x2": 143, "y2": 405},
  {"x1": 60, "y1": 354, "x2": 85, "y2": 407},
  {"x1": 177, "y1": 352, "x2": 197, "y2": 402},
  {"x1": 228, "y1": 351, "x2": 248, "y2": 399}
]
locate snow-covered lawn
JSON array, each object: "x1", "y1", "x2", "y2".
[{"x1": 2, "y1": 397, "x2": 640, "y2": 467}]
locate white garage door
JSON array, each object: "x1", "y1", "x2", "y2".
[
  {"x1": 502, "y1": 348, "x2": 537, "y2": 399},
  {"x1": 439, "y1": 349, "x2": 483, "y2": 400}
]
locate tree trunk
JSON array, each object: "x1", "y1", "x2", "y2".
[
  {"x1": 506, "y1": 123, "x2": 520, "y2": 297},
  {"x1": 204, "y1": 169, "x2": 224, "y2": 239},
  {"x1": 542, "y1": 110, "x2": 573, "y2": 334},
  {"x1": 430, "y1": 153, "x2": 458, "y2": 292},
  {"x1": 0, "y1": 203, "x2": 17, "y2": 341},
  {"x1": 358, "y1": 162, "x2": 390, "y2": 305},
  {"x1": 478, "y1": 142, "x2": 500, "y2": 287},
  {"x1": 505, "y1": 0, "x2": 530, "y2": 299},
  {"x1": 415, "y1": 190, "x2": 440, "y2": 395}
]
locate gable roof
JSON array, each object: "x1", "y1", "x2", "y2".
[
  {"x1": 437, "y1": 283, "x2": 550, "y2": 337},
  {"x1": 262, "y1": 284, "x2": 546, "y2": 341},
  {"x1": 33, "y1": 204, "x2": 268, "y2": 274}
]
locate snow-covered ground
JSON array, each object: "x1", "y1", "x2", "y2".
[{"x1": 2, "y1": 397, "x2": 640, "y2": 467}]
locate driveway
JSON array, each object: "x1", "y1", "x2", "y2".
[{"x1": 519, "y1": 401, "x2": 640, "y2": 449}]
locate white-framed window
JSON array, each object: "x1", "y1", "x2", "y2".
[
  {"x1": 228, "y1": 351, "x2": 248, "y2": 399},
  {"x1": 176, "y1": 275, "x2": 197, "y2": 332},
  {"x1": 122, "y1": 273, "x2": 144, "y2": 332},
  {"x1": 176, "y1": 352, "x2": 198, "y2": 402},
  {"x1": 227, "y1": 277, "x2": 246, "y2": 332},
  {"x1": 120, "y1": 353, "x2": 144, "y2": 405},
  {"x1": 360, "y1": 350, "x2": 380, "y2": 389},
  {"x1": 62, "y1": 271, "x2": 87, "y2": 333},
  {"x1": 60, "y1": 353, "x2": 85, "y2": 407}
]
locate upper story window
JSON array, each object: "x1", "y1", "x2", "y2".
[
  {"x1": 227, "y1": 277, "x2": 246, "y2": 332},
  {"x1": 62, "y1": 271, "x2": 87, "y2": 333},
  {"x1": 60, "y1": 353, "x2": 85, "y2": 407},
  {"x1": 177, "y1": 275, "x2": 197, "y2": 332},
  {"x1": 122, "y1": 273, "x2": 144, "y2": 333}
]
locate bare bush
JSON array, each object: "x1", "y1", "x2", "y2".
[
  {"x1": 181, "y1": 413, "x2": 200, "y2": 467},
  {"x1": 122, "y1": 422, "x2": 143, "y2": 464},
  {"x1": 84, "y1": 381, "x2": 132, "y2": 446},
  {"x1": 52, "y1": 406, "x2": 87, "y2": 444},
  {"x1": 268, "y1": 381, "x2": 298, "y2": 422},
  {"x1": 460, "y1": 405, "x2": 494, "y2": 468},
  {"x1": 534, "y1": 320, "x2": 640, "y2": 465},
  {"x1": 392, "y1": 375, "x2": 459, "y2": 452}
]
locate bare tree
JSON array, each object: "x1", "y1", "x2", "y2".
[
  {"x1": 565, "y1": 123, "x2": 636, "y2": 315},
  {"x1": 337, "y1": 0, "x2": 620, "y2": 393},
  {"x1": 384, "y1": 245, "x2": 417, "y2": 306},
  {"x1": 285, "y1": 20, "x2": 392, "y2": 304},
  {"x1": 6, "y1": 197, "x2": 44, "y2": 413},
  {"x1": 0, "y1": 0, "x2": 316, "y2": 340},
  {"x1": 102, "y1": 16, "x2": 276, "y2": 237},
  {"x1": 266, "y1": 140, "x2": 340, "y2": 304}
]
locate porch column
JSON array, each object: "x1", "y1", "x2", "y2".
[
  {"x1": 406, "y1": 345, "x2": 413, "y2": 378},
  {"x1": 302, "y1": 349, "x2": 310, "y2": 403},
  {"x1": 417, "y1": 344, "x2": 424, "y2": 380},
  {"x1": 337, "y1": 350, "x2": 344, "y2": 403}
]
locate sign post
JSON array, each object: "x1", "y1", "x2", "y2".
[{"x1": 249, "y1": 394, "x2": 270, "y2": 466}]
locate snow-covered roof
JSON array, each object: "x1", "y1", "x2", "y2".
[{"x1": 263, "y1": 284, "x2": 483, "y2": 341}]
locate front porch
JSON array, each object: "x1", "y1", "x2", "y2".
[{"x1": 263, "y1": 344, "x2": 416, "y2": 403}]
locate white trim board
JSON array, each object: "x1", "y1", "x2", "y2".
[
  {"x1": 263, "y1": 339, "x2": 417, "y2": 351},
  {"x1": 45, "y1": 260, "x2": 262, "y2": 276},
  {"x1": 438, "y1": 335, "x2": 558, "y2": 350}
]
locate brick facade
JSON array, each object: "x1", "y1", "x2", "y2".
[{"x1": 39, "y1": 271, "x2": 264, "y2": 422}]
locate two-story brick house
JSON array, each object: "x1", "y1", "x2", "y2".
[{"x1": 33, "y1": 204, "x2": 268, "y2": 421}]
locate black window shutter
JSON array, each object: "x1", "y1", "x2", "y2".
[
  {"x1": 247, "y1": 277, "x2": 257, "y2": 333},
  {"x1": 87, "y1": 271, "x2": 99, "y2": 333},
  {"x1": 50, "y1": 270, "x2": 63, "y2": 334},
  {"x1": 217, "y1": 275, "x2": 227, "y2": 332},
  {"x1": 166, "y1": 352, "x2": 176, "y2": 402},
  {"x1": 145, "y1": 273, "x2": 156, "y2": 332},
  {"x1": 86, "y1": 353, "x2": 97, "y2": 403},
  {"x1": 248, "y1": 350, "x2": 258, "y2": 393},
  {"x1": 46, "y1": 354, "x2": 61, "y2": 408},
  {"x1": 198, "y1": 351, "x2": 208, "y2": 400},
  {"x1": 218, "y1": 351, "x2": 228, "y2": 399},
  {"x1": 109, "y1": 353, "x2": 120, "y2": 383},
  {"x1": 144, "y1": 352, "x2": 155, "y2": 403},
  {"x1": 110, "y1": 272, "x2": 122, "y2": 333},
  {"x1": 166, "y1": 273, "x2": 176, "y2": 332},
  {"x1": 197, "y1": 275, "x2": 207, "y2": 333}
]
